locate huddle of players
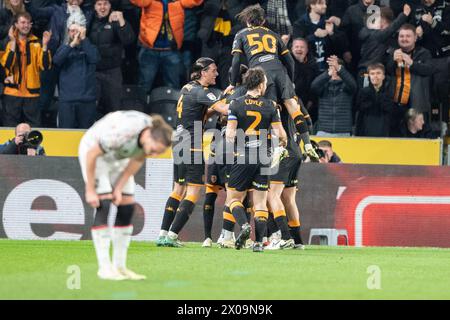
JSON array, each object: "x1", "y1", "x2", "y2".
[{"x1": 156, "y1": 4, "x2": 319, "y2": 252}]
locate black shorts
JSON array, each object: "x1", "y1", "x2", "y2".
[
  {"x1": 228, "y1": 163, "x2": 270, "y2": 192},
  {"x1": 264, "y1": 68, "x2": 296, "y2": 102},
  {"x1": 206, "y1": 162, "x2": 228, "y2": 188},
  {"x1": 173, "y1": 150, "x2": 205, "y2": 186},
  {"x1": 270, "y1": 155, "x2": 301, "y2": 188}
]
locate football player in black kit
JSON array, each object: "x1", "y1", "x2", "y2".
[
  {"x1": 224, "y1": 67, "x2": 287, "y2": 253},
  {"x1": 157, "y1": 58, "x2": 229, "y2": 247},
  {"x1": 202, "y1": 65, "x2": 250, "y2": 248},
  {"x1": 226, "y1": 4, "x2": 318, "y2": 162}
]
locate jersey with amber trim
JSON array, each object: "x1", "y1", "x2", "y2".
[
  {"x1": 231, "y1": 26, "x2": 289, "y2": 70},
  {"x1": 228, "y1": 94, "x2": 280, "y2": 154},
  {"x1": 175, "y1": 81, "x2": 222, "y2": 149}
]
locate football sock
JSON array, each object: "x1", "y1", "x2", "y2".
[
  {"x1": 203, "y1": 192, "x2": 217, "y2": 239},
  {"x1": 91, "y1": 226, "x2": 112, "y2": 271},
  {"x1": 266, "y1": 212, "x2": 279, "y2": 238},
  {"x1": 254, "y1": 210, "x2": 269, "y2": 242},
  {"x1": 112, "y1": 225, "x2": 132, "y2": 269},
  {"x1": 274, "y1": 210, "x2": 291, "y2": 240},
  {"x1": 169, "y1": 196, "x2": 196, "y2": 234},
  {"x1": 288, "y1": 219, "x2": 303, "y2": 244},
  {"x1": 160, "y1": 192, "x2": 182, "y2": 232},
  {"x1": 230, "y1": 201, "x2": 247, "y2": 226}
]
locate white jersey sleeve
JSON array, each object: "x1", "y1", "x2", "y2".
[{"x1": 93, "y1": 111, "x2": 152, "y2": 160}]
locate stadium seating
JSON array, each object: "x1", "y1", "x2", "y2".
[{"x1": 148, "y1": 86, "x2": 180, "y2": 128}]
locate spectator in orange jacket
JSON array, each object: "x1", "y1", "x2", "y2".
[{"x1": 130, "y1": 0, "x2": 203, "y2": 93}]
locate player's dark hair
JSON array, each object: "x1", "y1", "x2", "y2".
[
  {"x1": 191, "y1": 57, "x2": 215, "y2": 81},
  {"x1": 399, "y1": 23, "x2": 416, "y2": 34},
  {"x1": 228, "y1": 64, "x2": 249, "y2": 86},
  {"x1": 243, "y1": 67, "x2": 266, "y2": 90},
  {"x1": 236, "y1": 4, "x2": 265, "y2": 26},
  {"x1": 149, "y1": 114, "x2": 173, "y2": 147}
]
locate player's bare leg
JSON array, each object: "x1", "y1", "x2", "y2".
[
  {"x1": 282, "y1": 187, "x2": 305, "y2": 250},
  {"x1": 267, "y1": 183, "x2": 295, "y2": 249}
]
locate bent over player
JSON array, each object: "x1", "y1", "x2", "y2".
[{"x1": 79, "y1": 111, "x2": 172, "y2": 280}]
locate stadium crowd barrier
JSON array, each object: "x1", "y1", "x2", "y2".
[
  {"x1": 1, "y1": 155, "x2": 450, "y2": 248},
  {"x1": 0, "y1": 129, "x2": 443, "y2": 165}
]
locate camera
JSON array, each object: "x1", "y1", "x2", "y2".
[
  {"x1": 19, "y1": 130, "x2": 43, "y2": 149},
  {"x1": 309, "y1": 140, "x2": 326, "y2": 162}
]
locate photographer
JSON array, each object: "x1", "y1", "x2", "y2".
[
  {"x1": 0, "y1": 123, "x2": 45, "y2": 155},
  {"x1": 303, "y1": 140, "x2": 342, "y2": 163}
]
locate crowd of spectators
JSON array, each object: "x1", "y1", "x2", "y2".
[{"x1": 0, "y1": 0, "x2": 448, "y2": 138}]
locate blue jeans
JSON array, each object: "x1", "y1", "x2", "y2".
[{"x1": 138, "y1": 47, "x2": 181, "y2": 92}]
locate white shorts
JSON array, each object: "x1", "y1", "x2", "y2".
[{"x1": 78, "y1": 138, "x2": 135, "y2": 195}]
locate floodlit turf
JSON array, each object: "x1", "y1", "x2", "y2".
[{"x1": 1, "y1": 240, "x2": 450, "y2": 300}]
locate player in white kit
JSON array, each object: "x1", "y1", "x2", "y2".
[{"x1": 78, "y1": 111, "x2": 172, "y2": 280}]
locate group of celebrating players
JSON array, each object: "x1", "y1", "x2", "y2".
[{"x1": 79, "y1": 4, "x2": 320, "y2": 280}]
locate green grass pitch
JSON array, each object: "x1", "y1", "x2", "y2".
[{"x1": 1, "y1": 240, "x2": 450, "y2": 300}]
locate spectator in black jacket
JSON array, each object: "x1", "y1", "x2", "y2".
[
  {"x1": 291, "y1": 37, "x2": 319, "y2": 123},
  {"x1": 413, "y1": 0, "x2": 450, "y2": 58},
  {"x1": 293, "y1": 0, "x2": 350, "y2": 72},
  {"x1": 413, "y1": 0, "x2": 450, "y2": 126},
  {"x1": 386, "y1": 23, "x2": 435, "y2": 131},
  {"x1": 53, "y1": 22, "x2": 99, "y2": 128},
  {"x1": 358, "y1": 5, "x2": 411, "y2": 87},
  {"x1": 356, "y1": 63, "x2": 395, "y2": 137},
  {"x1": 0, "y1": 123, "x2": 46, "y2": 155},
  {"x1": 291, "y1": 0, "x2": 354, "y2": 24},
  {"x1": 89, "y1": 0, "x2": 134, "y2": 116},
  {"x1": 341, "y1": 0, "x2": 378, "y2": 74},
  {"x1": 399, "y1": 107, "x2": 434, "y2": 138},
  {"x1": 311, "y1": 55, "x2": 357, "y2": 136}
]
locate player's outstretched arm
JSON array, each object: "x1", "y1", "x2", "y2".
[
  {"x1": 112, "y1": 155, "x2": 146, "y2": 205},
  {"x1": 209, "y1": 101, "x2": 229, "y2": 116},
  {"x1": 85, "y1": 143, "x2": 105, "y2": 208}
]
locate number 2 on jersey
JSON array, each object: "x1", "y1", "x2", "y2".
[
  {"x1": 246, "y1": 111, "x2": 262, "y2": 135},
  {"x1": 247, "y1": 33, "x2": 277, "y2": 56}
]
